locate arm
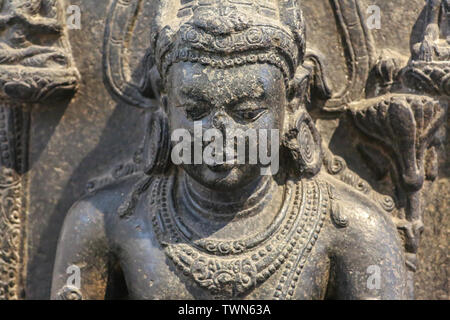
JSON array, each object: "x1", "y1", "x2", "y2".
[
  {"x1": 51, "y1": 199, "x2": 111, "y2": 300},
  {"x1": 327, "y1": 199, "x2": 407, "y2": 300}
]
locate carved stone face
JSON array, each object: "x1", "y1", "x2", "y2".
[{"x1": 166, "y1": 62, "x2": 286, "y2": 191}]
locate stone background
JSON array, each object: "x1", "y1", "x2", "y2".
[{"x1": 24, "y1": 0, "x2": 448, "y2": 299}]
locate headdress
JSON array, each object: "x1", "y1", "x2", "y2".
[{"x1": 151, "y1": 0, "x2": 306, "y2": 85}]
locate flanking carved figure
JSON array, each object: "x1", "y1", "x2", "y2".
[
  {"x1": 0, "y1": 0, "x2": 78, "y2": 300},
  {"x1": 51, "y1": 0, "x2": 448, "y2": 300}
]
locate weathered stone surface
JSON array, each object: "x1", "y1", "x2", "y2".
[
  {"x1": 0, "y1": 0, "x2": 443, "y2": 299},
  {"x1": 0, "y1": 0, "x2": 79, "y2": 300},
  {"x1": 415, "y1": 127, "x2": 449, "y2": 300}
]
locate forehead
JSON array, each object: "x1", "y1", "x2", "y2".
[{"x1": 167, "y1": 62, "x2": 285, "y2": 100}]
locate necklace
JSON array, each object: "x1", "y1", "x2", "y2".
[
  {"x1": 178, "y1": 175, "x2": 289, "y2": 255},
  {"x1": 181, "y1": 173, "x2": 275, "y2": 221},
  {"x1": 150, "y1": 173, "x2": 330, "y2": 299}
]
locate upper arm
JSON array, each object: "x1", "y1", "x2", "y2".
[
  {"x1": 327, "y1": 198, "x2": 407, "y2": 300},
  {"x1": 51, "y1": 199, "x2": 111, "y2": 300}
]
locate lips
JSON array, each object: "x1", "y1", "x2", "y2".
[
  {"x1": 207, "y1": 161, "x2": 236, "y2": 172},
  {"x1": 206, "y1": 150, "x2": 240, "y2": 172}
]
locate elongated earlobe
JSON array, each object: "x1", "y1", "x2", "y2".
[
  {"x1": 139, "y1": 49, "x2": 162, "y2": 100},
  {"x1": 283, "y1": 110, "x2": 323, "y2": 177},
  {"x1": 288, "y1": 65, "x2": 310, "y2": 103},
  {"x1": 288, "y1": 51, "x2": 333, "y2": 112},
  {"x1": 143, "y1": 109, "x2": 171, "y2": 175}
]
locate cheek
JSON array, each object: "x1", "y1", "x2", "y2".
[
  {"x1": 167, "y1": 104, "x2": 190, "y2": 132},
  {"x1": 272, "y1": 107, "x2": 284, "y2": 130},
  {"x1": 259, "y1": 102, "x2": 285, "y2": 132},
  {"x1": 262, "y1": 83, "x2": 286, "y2": 131},
  {"x1": 257, "y1": 113, "x2": 279, "y2": 132}
]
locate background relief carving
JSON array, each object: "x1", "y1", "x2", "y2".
[
  {"x1": 0, "y1": 0, "x2": 78, "y2": 300},
  {"x1": 0, "y1": 0, "x2": 445, "y2": 299}
]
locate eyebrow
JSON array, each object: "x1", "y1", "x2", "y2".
[{"x1": 179, "y1": 82, "x2": 266, "y2": 107}]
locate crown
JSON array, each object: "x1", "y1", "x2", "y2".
[
  {"x1": 177, "y1": 0, "x2": 279, "y2": 22},
  {"x1": 153, "y1": 0, "x2": 305, "y2": 84}
]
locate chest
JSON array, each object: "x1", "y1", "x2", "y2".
[
  {"x1": 114, "y1": 176, "x2": 332, "y2": 300},
  {"x1": 116, "y1": 231, "x2": 330, "y2": 300}
]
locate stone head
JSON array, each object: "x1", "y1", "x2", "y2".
[{"x1": 141, "y1": 0, "x2": 323, "y2": 190}]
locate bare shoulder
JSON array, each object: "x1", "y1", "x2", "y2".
[
  {"x1": 320, "y1": 173, "x2": 405, "y2": 266},
  {"x1": 60, "y1": 175, "x2": 145, "y2": 242},
  {"x1": 320, "y1": 174, "x2": 407, "y2": 299},
  {"x1": 329, "y1": 176, "x2": 397, "y2": 234},
  {"x1": 52, "y1": 176, "x2": 146, "y2": 299},
  {"x1": 54, "y1": 175, "x2": 146, "y2": 274}
]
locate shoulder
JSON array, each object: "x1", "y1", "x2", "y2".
[
  {"x1": 319, "y1": 173, "x2": 402, "y2": 252},
  {"x1": 61, "y1": 175, "x2": 146, "y2": 237},
  {"x1": 52, "y1": 176, "x2": 148, "y2": 299},
  {"x1": 317, "y1": 173, "x2": 408, "y2": 298}
]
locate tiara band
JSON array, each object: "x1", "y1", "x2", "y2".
[
  {"x1": 160, "y1": 48, "x2": 291, "y2": 88},
  {"x1": 156, "y1": 24, "x2": 300, "y2": 79}
]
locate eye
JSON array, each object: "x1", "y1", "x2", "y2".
[
  {"x1": 232, "y1": 107, "x2": 267, "y2": 122},
  {"x1": 184, "y1": 104, "x2": 210, "y2": 120}
]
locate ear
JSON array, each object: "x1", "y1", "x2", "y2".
[
  {"x1": 303, "y1": 50, "x2": 333, "y2": 101},
  {"x1": 282, "y1": 108, "x2": 323, "y2": 177},
  {"x1": 288, "y1": 65, "x2": 311, "y2": 105},
  {"x1": 139, "y1": 49, "x2": 162, "y2": 99},
  {"x1": 142, "y1": 109, "x2": 171, "y2": 175},
  {"x1": 287, "y1": 50, "x2": 332, "y2": 110},
  {"x1": 139, "y1": 49, "x2": 170, "y2": 175}
]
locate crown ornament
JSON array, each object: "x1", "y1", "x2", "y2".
[{"x1": 152, "y1": 0, "x2": 306, "y2": 83}]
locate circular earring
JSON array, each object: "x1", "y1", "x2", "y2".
[{"x1": 283, "y1": 110, "x2": 323, "y2": 177}]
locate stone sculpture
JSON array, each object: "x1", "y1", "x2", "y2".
[
  {"x1": 0, "y1": 0, "x2": 78, "y2": 300},
  {"x1": 49, "y1": 0, "x2": 448, "y2": 300}
]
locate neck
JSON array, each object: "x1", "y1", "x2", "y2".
[{"x1": 180, "y1": 171, "x2": 276, "y2": 221}]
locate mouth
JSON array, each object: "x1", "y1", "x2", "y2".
[
  {"x1": 204, "y1": 146, "x2": 241, "y2": 172},
  {"x1": 206, "y1": 156, "x2": 240, "y2": 172},
  {"x1": 207, "y1": 162, "x2": 236, "y2": 172}
]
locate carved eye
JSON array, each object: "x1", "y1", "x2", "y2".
[
  {"x1": 232, "y1": 108, "x2": 267, "y2": 122},
  {"x1": 185, "y1": 105, "x2": 210, "y2": 120}
]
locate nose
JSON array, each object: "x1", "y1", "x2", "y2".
[{"x1": 212, "y1": 110, "x2": 229, "y2": 131}]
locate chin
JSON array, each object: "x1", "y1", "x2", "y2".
[{"x1": 181, "y1": 164, "x2": 262, "y2": 191}]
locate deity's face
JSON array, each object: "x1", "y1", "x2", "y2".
[{"x1": 166, "y1": 62, "x2": 287, "y2": 191}]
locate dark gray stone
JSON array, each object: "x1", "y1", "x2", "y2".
[{"x1": 0, "y1": 0, "x2": 446, "y2": 300}]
